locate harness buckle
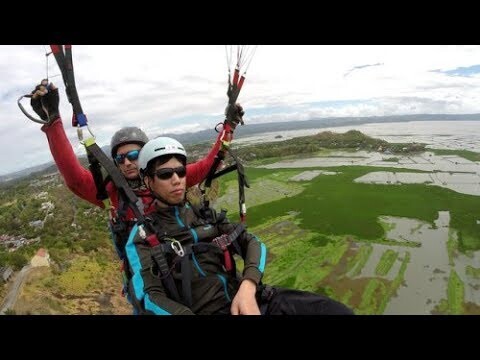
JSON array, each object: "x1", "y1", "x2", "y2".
[{"x1": 170, "y1": 239, "x2": 185, "y2": 257}]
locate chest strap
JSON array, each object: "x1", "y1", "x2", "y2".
[
  {"x1": 145, "y1": 222, "x2": 245, "y2": 308},
  {"x1": 211, "y1": 223, "x2": 245, "y2": 271}
]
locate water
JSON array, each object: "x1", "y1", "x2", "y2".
[{"x1": 236, "y1": 120, "x2": 480, "y2": 153}]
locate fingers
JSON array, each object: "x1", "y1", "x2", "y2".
[
  {"x1": 251, "y1": 305, "x2": 261, "y2": 315},
  {"x1": 32, "y1": 88, "x2": 47, "y2": 99},
  {"x1": 235, "y1": 103, "x2": 244, "y2": 115},
  {"x1": 30, "y1": 98, "x2": 47, "y2": 121},
  {"x1": 30, "y1": 81, "x2": 58, "y2": 121},
  {"x1": 31, "y1": 82, "x2": 57, "y2": 99},
  {"x1": 230, "y1": 302, "x2": 240, "y2": 315}
]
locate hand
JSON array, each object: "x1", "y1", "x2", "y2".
[
  {"x1": 30, "y1": 81, "x2": 60, "y2": 123},
  {"x1": 230, "y1": 279, "x2": 261, "y2": 315},
  {"x1": 224, "y1": 103, "x2": 245, "y2": 130}
]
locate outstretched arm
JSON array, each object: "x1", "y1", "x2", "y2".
[
  {"x1": 185, "y1": 129, "x2": 224, "y2": 187},
  {"x1": 32, "y1": 83, "x2": 103, "y2": 208},
  {"x1": 42, "y1": 118, "x2": 103, "y2": 208},
  {"x1": 185, "y1": 104, "x2": 245, "y2": 187}
]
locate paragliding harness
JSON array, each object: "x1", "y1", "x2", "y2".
[{"x1": 133, "y1": 204, "x2": 246, "y2": 309}]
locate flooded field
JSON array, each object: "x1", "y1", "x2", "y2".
[
  {"x1": 260, "y1": 150, "x2": 480, "y2": 196},
  {"x1": 227, "y1": 121, "x2": 480, "y2": 314},
  {"x1": 357, "y1": 212, "x2": 480, "y2": 314},
  {"x1": 243, "y1": 123, "x2": 480, "y2": 313}
]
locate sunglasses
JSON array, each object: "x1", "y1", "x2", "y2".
[
  {"x1": 153, "y1": 166, "x2": 187, "y2": 180},
  {"x1": 115, "y1": 149, "x2": 140, "y2": 164}
]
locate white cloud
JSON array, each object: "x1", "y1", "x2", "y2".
[{"x1": 2, "y1": 45, "x2": 480, "y2": 175}]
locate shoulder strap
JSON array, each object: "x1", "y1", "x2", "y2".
[{"x1": 141, "y1": 219, "x2": 182, "y2": 303}]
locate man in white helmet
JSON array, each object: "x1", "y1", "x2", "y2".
[{"x1": 125, "y1": 137, "x2": 354, "y2": 315}]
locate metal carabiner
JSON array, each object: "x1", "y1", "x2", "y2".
[
  {"x1": 77, "y1": 125, "x2": 96, "y2": 144},
  {"x1": 138, "y1": 224, "x2": 147, "y2": 239},
  {"x1": 170, "y1": 239, "x2": 185, "y2": 257}
]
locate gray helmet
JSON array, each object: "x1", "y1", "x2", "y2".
[
  {"x1": 138, "y1": 137, "x2": 187, "y2": 173},
  {"x1": 110, "y1": 126, "x2": 149, "y2": 158}
]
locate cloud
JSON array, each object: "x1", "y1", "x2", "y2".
[{"x1": 3, "y1": 45, "x2": 480, "y2": 176}]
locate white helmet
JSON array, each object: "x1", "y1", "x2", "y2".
[{"x1": 138, "y1": 137, "x2": 187, "y2": 173}]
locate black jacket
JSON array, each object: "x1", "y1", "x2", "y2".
[{"x1": 126, "y1": 202, "x2": 266, "y2": 315}]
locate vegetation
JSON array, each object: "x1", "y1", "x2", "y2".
[
  {"x1": 434, "y1": 269, "x2": 465, "y2": 315},
  {"x1": 447, "y1": 229, "x2": 458, "y2": 266},
  {"x1": 382, "y1": 157, "x2": 400, "y2": 162},
  {"x1": 429, "y1": 148, "x2": 480, "y2": 162},
  {"x1": 357, "y1": 279, "x2": 389, "y2": 315},
  {"x1": 378, "y1": 217, "x2": 396, "y2": 234},
  {"x1": 466, "y1": 265, "x2": 480, "y2": 279},
  {"x1": 12, "y1": 251, "x2": 131, "y2": 315},
  {"x1": 447, "y1": 270, "x2": 465, "y2": 314},
  {"x1": 233, "y1": 130, "x2": 426, "y2": 163},
  {"x1": 188, "y1": 130, "x2": 427, "y2": 167},
  {"x1": 347, "y1": 244, "x2": 373, "y2": 277},
  {"x1": 375, "y1": 250, "x2": 398, "y2": 276}
]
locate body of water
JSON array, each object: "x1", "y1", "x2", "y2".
[{"x1": 236, "y1": 120, "x2": 480, "y2": 153}]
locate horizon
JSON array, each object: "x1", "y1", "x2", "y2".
[{"x1": 1, "y1": 115, "x2": 479, "y2": 179}]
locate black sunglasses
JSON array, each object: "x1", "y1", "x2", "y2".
[
  {"x1": 115, "y1": 149, "x2": 140, "y2": 164},
  {"x1": 153, "y1": 166, "x2": 187, "y2": 180}
]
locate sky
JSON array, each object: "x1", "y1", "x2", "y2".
[{"x1": 2, "y1": 45, "x2": 480, "y2": 176}]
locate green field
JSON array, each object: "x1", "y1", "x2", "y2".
[
  {"x1": 214, "y1": 158, "x2": 480, "y2": 314},
  {"x1": 218, "y1": 165, "x2": 480, "y2": 251}
]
